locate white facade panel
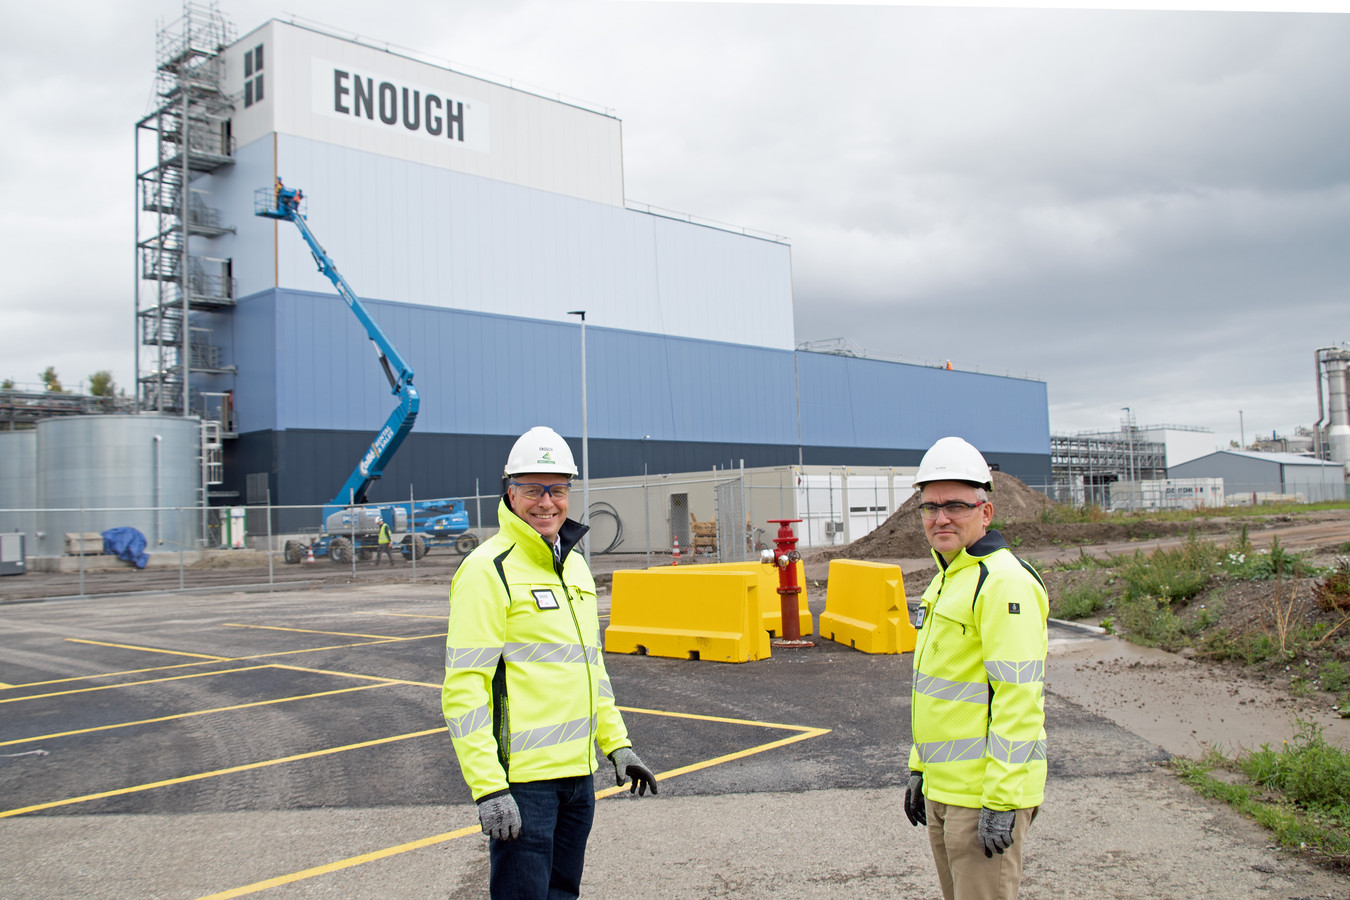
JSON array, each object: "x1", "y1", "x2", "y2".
[
  {"x1": 1140, "y1": 428, "x2": 1222, "y2": 467},
  {"x1": 210, "y1": 135, "x2": 795, "y2": 350},
  {"x1": 224, "y1": 20, "x2": 623, "y2": 207}
]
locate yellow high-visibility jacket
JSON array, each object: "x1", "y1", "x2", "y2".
[
  {"x1": 377, "y1": 521, "x2": 391, "y2": 545},
  {"x1": 442, "y1": 498, "x2": 630, "y2": 801},
  {"x1": 908, "y1": 529, "x2": 1048, "y2": 811}
]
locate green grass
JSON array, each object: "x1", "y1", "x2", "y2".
[
  {"x1": 1172, "y1": 720, "x2": 1350, "y2": 867},
  {"x1": 1117, "y1": 537, "x2": 1215, "y2": 603},
  {"x1": 1103, "y1": 500, "x2": 1350, "y2": 524},
  {"x1": 1321, "y1": 660, "x2": 1350, "y2": 693},
  {"x1": 1049, "y1": 577, "x2": 1112, "y2": 619}
]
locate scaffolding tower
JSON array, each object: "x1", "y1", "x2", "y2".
[
  {"x1": 135, "y1": 1, "x2": 237, "y2": 423},
  {"x1": 1050, "y1": 429, "x2": 1167, "y2": 507}
]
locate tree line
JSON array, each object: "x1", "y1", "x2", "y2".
[{"x1": 0, "y1": 367, "x2": 121, "y2": 397}]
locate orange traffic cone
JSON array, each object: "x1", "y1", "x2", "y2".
[
  {"x1": 304, "y1": 544, "x2": 316, "y2": 564},
  {"x1": 672, "y1": 535, "x2": 681, "y2": 566}
]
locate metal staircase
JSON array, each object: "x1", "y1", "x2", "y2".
[{"x1": 134, "y1": 1, "x2": 237, "y2": 421}]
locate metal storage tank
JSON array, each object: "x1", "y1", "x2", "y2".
[
  {"x1": 0, "y1": 430, "x2": 38, "y2": 542},
  {"x1": 35, "y1": 415, "x2": 202, "y2": 557}
]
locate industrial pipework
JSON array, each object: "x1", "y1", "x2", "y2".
[{"x1": 1315, "y1": 346, "x2": 1350, "y2": 471}]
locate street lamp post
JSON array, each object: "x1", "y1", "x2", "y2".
[{"x1": 568, "y1": 311, "x2": 590, "y2": 561}]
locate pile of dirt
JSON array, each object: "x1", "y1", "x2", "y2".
[{"x1": 828, "y1": 471, "x2": 1056, "y2": 560}]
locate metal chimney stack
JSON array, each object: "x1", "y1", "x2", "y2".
[{"x1": 1325, "y1": 349, "x2": 1350, "y2": 470}]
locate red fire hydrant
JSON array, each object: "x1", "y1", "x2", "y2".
[{"x1": 762, "y1": 518, "x2": 813, "y2": 649}]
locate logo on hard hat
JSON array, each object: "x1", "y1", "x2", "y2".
[{"x1": 539, "y1": 452, "x2": 554, "y2": 464}]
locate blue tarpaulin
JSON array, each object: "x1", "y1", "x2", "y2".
[{"x1": 102, "y1": 527, "x2": 149, "y2": 569}]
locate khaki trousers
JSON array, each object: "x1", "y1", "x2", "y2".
[{"x1": 925, "y1": 800, "x2": 1036, "y2": 900}]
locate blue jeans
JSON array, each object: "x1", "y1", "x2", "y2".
[{"x1": 489, "y1": 774, "x2": 595, "y2": 900}]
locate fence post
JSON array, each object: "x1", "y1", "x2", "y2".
[
  {"x1": 350, "y1": 489, "x2": 357, "y2": 579},
  {"x1": 78, "y1": 504, "x2": 86, "y2": 598},
  {"x1": 410, "y1": 485, "x2": 416, "y2": 583},
  {"x1": 266, "y1": 489, "x2": 274, "y2": 586},
  {"x1": 178, "y1": 505, "x2": 185, "y2": 591}
]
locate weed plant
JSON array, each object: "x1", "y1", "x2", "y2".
[
  {"x1": 1222, "y1": 536, "x2": 1318, "y2": 580},
  {"x1": 1036, "y1": 504, "x2": 1110, "y2": 525},
  {"x1": 1315, "y1": 560, "x2": 1350, "y2": 612},
  {"x1": 1114, "y1": 594, "x2": 1185, "y2": 650},
  {"x1": 1173, "y1": 720, "x2": 1350, "y2": 866},
  {"x1": 1049, "y1": 576, "x2": 1112, "y2": 619},
  {"x1": 1118, "y1": 542, "x2": 1213, "y2": 603}
]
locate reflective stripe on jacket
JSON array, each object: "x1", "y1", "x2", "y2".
[
  {"x1": 442, "y1": 497, "x2": 630, "y2": 800},
  {"x1": 908, "y1": 529, "x2": 1048, "y2": 810}
]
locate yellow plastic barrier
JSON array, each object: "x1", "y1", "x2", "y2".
[
  {"x1": 657, "y1": 560, "x2": 813, "y2": 639},
  {"x1": 819, "y1": 559, "x2": 916, "y2": 654},
  {"x1": 605, "y1": 569, "x2": 770, "y2": 663}
]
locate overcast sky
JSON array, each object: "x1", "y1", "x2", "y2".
[{"x1": 4, "y1": 0, "x2": 1348, "y2": 450}]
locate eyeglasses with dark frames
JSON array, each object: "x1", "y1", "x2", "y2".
[
  {"x1": 918, "y1": 500, "x2": 985, "y2": 520},
  {"x1": 510, "y1": 481, "x2": 573, "y2": 501}
]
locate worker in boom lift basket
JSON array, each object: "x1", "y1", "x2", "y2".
[{"x1": 442, "y1": 426, "x2": 657, "y2": 899}]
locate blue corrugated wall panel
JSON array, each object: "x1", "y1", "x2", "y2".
[
  {"x1": 233, "y1": 289, "x2": 802, "y2": 443},
  {"x1": 796, "y1": 352, "x2": 1049, "y2": 456},
  {"x1": 231, "y1": 291, "x2": 1047, "y2": 467}
]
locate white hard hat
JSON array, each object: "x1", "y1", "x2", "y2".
[
  {"x1": 504, "y1": 426, "x2": 578, "y2": 477},
  {"x1": 914, "y1": 436, "x2": 993, "y2": 490}
]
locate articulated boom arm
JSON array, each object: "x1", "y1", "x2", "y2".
[{"x1": 256, "y1": 180, "x2": 420, "y2": 510}]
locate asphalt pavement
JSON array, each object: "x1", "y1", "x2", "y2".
[{"x1": 2, "y1": 581, "x2": 1348, "y2": 899}]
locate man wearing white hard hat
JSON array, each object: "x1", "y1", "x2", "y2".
[
  {"x1": 902, "y1": 436, "x2": 1049, "y2": 900},
  {"x1": 441, "y1": 426, "x2": 657, "y2": 899}
]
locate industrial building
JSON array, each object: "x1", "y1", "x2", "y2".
[
  {"x1": 125, "y1": 3, "x2": 1050, "y2": 536},
  {"x1": 1169, "y1": 451, "x2": 1345, "y2": 504},
  {"x1": 1049, "y1": 422, "x2": 1221, "y2": 506}
]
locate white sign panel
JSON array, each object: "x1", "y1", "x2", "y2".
[{"x1": 312, "y1": 58, "x2": 490, "y2": 154}]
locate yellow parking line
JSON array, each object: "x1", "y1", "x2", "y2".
[
  {"x1": 269, "y1": 664, "x2": 438, "y2": 689},
  {"x1": 0, "y1": 665, "x2": 273, "y2": 705},
  {"x1": 196, "y1": 824, "x2": 483, "y2": 900},
  {"x1": 359, "y1": 612, "x2": 445, "y2": 620},
  {"x1": 0, "y1": 727, "x2": 444, "y2": 819},
  {"x1": 196, "y1": 714, "x2": 831, "y2": 899},
  {"x1": 65, "y1": 638, "x2": 227, "y2": 660},
  {"x1": 3, "y1": 634, "x2": 445, "y2": 690},
  {"x1": 225, "y1": 624, "x2": 403, "y2": 640},
  {"x1": 0, "y1": 683, "x2": 394, "y2": 747},
  {"x1": 617, "y1": 706, "x2": 820, "y2": 733},
  {"x1": 614, "y1": 726, "x2": 831, "y2": 789}
]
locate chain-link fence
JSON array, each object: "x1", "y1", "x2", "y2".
[
  {"x1": 580, "y1": 465, "x2": 917, "y2": 564},
  {"x1": 0, "y1": 467, "x2": 917, "y2": 597},
  {"x1": 6, "y1": 468, "x2": 1343, "y2": 599},
  {"x1": 1025, "y1": 478, "x2": 1347, "y2": 510}
]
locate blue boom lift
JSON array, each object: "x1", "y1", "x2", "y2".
[{"x1": 258, "y1": 180, "x2": 476, "y2": 563}]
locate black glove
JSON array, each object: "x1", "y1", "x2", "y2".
[
  {"x1": 978, "y1": 807, "x2": 1015, "y2": 857},
  {"x1": 904, "y1": 771, "x2": 926, "y2": 826},
  {"x1": 477, "y1": 793, "x2": 521, "y2": 840},
  {"x1": 609, "y1": 746, "x2": 658, "y2": 796}
]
